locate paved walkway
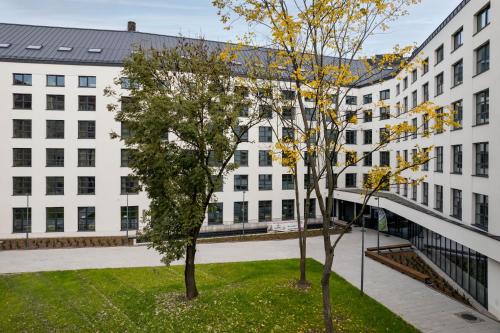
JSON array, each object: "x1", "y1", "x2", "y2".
[{"x1": 1, "y1": 228, "x2": 499, "y2": 333}]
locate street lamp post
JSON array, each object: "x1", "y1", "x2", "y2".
[
  {"x1": 126, "y1": 192, "x2": 129, "y2": 240},
  {"x1": 25, "y1": 194, "x2": 29, "y2": 249},
  {"x1": 242, "y1": 190, "x2": 246, "y2": 236},
  {"x1": 361, "y1": 213, "x2": 366, "y2": 295},
  {"x1": 376, "y1": 197, "x2": 380, "y2": 254}
]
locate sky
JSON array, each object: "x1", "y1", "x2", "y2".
[{"x1": 1, "y1": 0, "x2": 461, "y2": 55}]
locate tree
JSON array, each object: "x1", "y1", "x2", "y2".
[
  {"x1": 106, "y1": 40, "x2": 261, "y2": 299},
  {"x1": 212, "y1": 1, "x2": 457, "y2": 331}
]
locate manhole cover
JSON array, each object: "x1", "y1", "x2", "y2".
[{"x1": 455, "y1": 312, "x2": 484, "y2": 323}]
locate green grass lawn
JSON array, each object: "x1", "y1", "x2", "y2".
[{"x1": 0, "y1": 259, "x2": 419, "y2": 333}]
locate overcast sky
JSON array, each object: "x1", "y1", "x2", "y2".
[{"x1": 2, "y1": 0, "x2": 460, "y2": 55}]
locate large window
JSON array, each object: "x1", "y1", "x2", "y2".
[
  {"x1": 434, "y1": 185, "x2": 443, "y2": 212},
  {"x1": 46, "y1": 95, "x2": 65, "y2": 110},
  {"x1": 78, "y1": 120, "x2": 96, "y2": 139},
  {"x1": 259, "y1": 150, "x2": 272, "y2": 167},
  {"x1": 259, "y1": 174, "x2": 272, "y2": 191},
  {"x1": 474, "y1": 194, "x2": 488, "y2": 230},
  {"x1": 13, "y1": 119, "x2": 31, "y2": 138},
  {"x1": 282, "y1": 199, "x2": 295, "y2": 220},
  {"x1": 121, "y1": 176, "x2": 139, "y2": 194},
  {"x1": 259, "y1": 105, "x2": 273, "y2": 119},
  {"x1": 78, "y1": 176, "x2": 95, "y2": 195},
  {"x1": 363, "y1": 110, "x2": 372, "y2": 123},
  {"x1": 13, "y1": 93, "x2": 32, "y2": 109},
  {"x1": 13, "y1": 148, "x2": 31, "y2": 167},
  {"x1": 434, "y1": 147, "x2": 443, "y2": 172},
  {"x1": 78, "y1": 207, "x2": 95, "y2": 231},
  {"x1": 435, "y1": 44, "x2": 444, "y2": 64},
  {"x1": 452, "y1": 27, "x2": 463, "y2": 50},
  {"x1": 47, "y1": 120, "x2": 64, "y2": 139},
  {"x1": 13, "y1": 73, "x2": 32, "y2": 86},
  {"x1": 121, "y1": 206, "x2": 139, "y2": 230},
  {"x1": 78, "y1": 95, "x2": 96, "y2": 111},
  {"x1": 236, "y1": 126, "x2": 248, "y2": 142},
  {"x1": 412, "y1": 90, "x2": 418, "y2": 108},
  {"x1": 451, "y1": 145, "x2": 462, "y2": 174},
  {"x1": 363, "y1": 130, "x2": 372, "y2": 144},
  {"x1": 379, "y1": 151, "x2": 390, "y2": 167},
  {"x1": 422, "y1": 83, "x2": 429, "y2": 102},
  {"x1": 435, "y1": 73, "x2": 444, "y2": 96},
  {"x1": 234, "y1": 150, "x2": 248, "y2": 167},
  {"x1": 345, "y1": 130, "x2": 356, "y2": 144},
  {"x1": 476, "y1": 4, "x2": 490, "y2": 32},
  {"x1": 422, "y1": 182, "x2": 429, "y2": 206},
  {"x1": 46, "y1": 148, "x2": 64, "y2": 167},
  {"x1": 208, "y1": 203, "x2": 223, "y2": 225},
  {"x1": 451, "y1": 188, "x2": 462, "y2": 220},
  {"x1": 234, "y1": 175, "x2": 248, "y2": 191},
  {"x1": 475, "y1": 42, "x2": 490, "y2": 75},
  {"x1": 233, "y1": 201, "x2": 248, "y2": 223},
  {"x1": 452, "y1": 100, "x2": 463, "y2": 130},
  {"x1": 363, "y1": 152, "x2": 372, "y2": 167},
  {"x1": 345, "y1": 96, "x2": 357, "y2": 105},
  {"x1": 46, "y1": 177, "x2": 64, "y2": 195},
  {"x1": 475, "y1": 90, "x2": 489, "y2": 125},
  {"x1": 345, "y1": 173, "x2": 356, "y2": 188},
  {"x1": 13, "y1": 207, "x2": 31, "y2": 233},
  {"x1": 13, "y1": 177, "x2": 31, "y2": 196},
  {"x1": 78, "y1": 76, "x2": 96, "y2": 88},
  {"x1": 258, "y1": 200, "x2": 272, "y2": 222},
  {"x1": 452, "y1": 60, "x2": 463, "y2": 86},
  {"x1": 380, "y1": 107, "x2": 390, "y2": 120},
  {"x1": 78, "y1": 149, "x2": 95, "y2": 167},
  {"x1": 258, "y1": 126, "x2": 272, "y2": 143},
  {"x1": 46, "y1": 207, "x2": 64, "y2": 232},
  {"x1": 363, "y1": 94, "x2": 372, "y2": 104},
  {"x1": 47, "y1": 74, "x2": 65, "y2": 87},
  {"x1": 282, "y1": 174, "x2": 294, "y2": 190},
  {"x1": 475, "y1": 142, "x2": 489, "y2": 176},
  {"x1": 379, "y1": 89, "x2": 390, "y2": 100},
  {"x1": 121, "y1": 149, "x2": 132, "y2": 167},
  {"x1": 282, "y1": 127, "x2": 294, "y2": 141}
]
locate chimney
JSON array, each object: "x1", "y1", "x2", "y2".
[{"x1": 127, "y1": 21, "x2": 136, "y2": 32}]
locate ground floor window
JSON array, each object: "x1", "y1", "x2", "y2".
[
  {"x1": 258, "y1": 200, "x2": 272, "y2": 222},
  {"x1": 208, "y1": 203, "x2": 223, "y2": 225},
  {"x1": 46, "y1": 207, "x2": 64, "y2": 232},
  {"x1": 78, "y1": 207, "x2": 95, "y2": 231},
  {"x1": 304, "y1": 198, "x2": 316, "y2": 219},
  {"x1": 121, "y1": 206, "x2": 139, "y2": 230},
  {"x1": 13, "y1": 207, "x2": 31, "y2": 233},
  {"x1": 234, "y1": 201, "x2": 248, "y2": 223},
  {"x1": 282, "y1": 199, "x2": 294, "y2": 221}
]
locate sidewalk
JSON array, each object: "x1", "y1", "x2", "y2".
[{"x1": 0, "y1": 228, "x2": 499, "y2": 333}]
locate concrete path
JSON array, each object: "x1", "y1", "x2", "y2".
[{"x1": 0, "y1": 228, "x2": 499, "y2": 333}]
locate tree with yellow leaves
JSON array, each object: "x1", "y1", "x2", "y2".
[{"x1": 213, "y1": 1, "x2": 458, "y2": 332}]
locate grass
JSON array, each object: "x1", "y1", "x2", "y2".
[{"x1": 0, "y1": 259, "x2": 419, "y2": 333}]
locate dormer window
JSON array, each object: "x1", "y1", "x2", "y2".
[
  {"x1": 58, "y1": 46, "x2": 73, "y2": 52},
  {"x1": 26, "y1": 45, "x2": 42, "y2": 50},
  {"x1": 88, "y1": 48, "x2": 102, "y2": 53},
  {"x1": 0, "y1": 43, "x2": 11, "y2": 48}
]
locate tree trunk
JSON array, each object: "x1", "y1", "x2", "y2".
[
  {"x1": 321, "y1": 251, "x2": 334, "y2": 333},
  {"x1": 184, "y1": 240, "x2": 198, "y2": 299},
  {"x1": 293, "y1": 171, "x2": 309, "y2": 287}
]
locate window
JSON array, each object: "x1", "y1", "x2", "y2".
[
  {"x1": 411, "y1": 183, "x2": 417, "y2": 201},
  {"x1": 78, "y1": 207, "x2": 95, "y2": 231},
  {"x1": 363, "y1": 152, "x2": 372, "y2": 167},
  {"x1": 46, "y1": 177, "x2": 64, "y2": 195},
  {"x1": 46, "y1": 120, "x2": 64, "y2": 139},
  {"x1": 233, "y1": 201, "x2": 248, "y2": 223},
  {"x1": 345, "y1": 111, "x2": 356, "y2": 123},
  {"x1": 422, "y1": 182, "x2": 429, "y2": 206},
  {"x1": 435, "y1": 73, "x2": 444, "y2": 96},
  {"x1": 238, "y1": 104, "x2": 249, "y2": 117},
  {"x1": 435, "y1": 147, "x2": 443, "y2": 172},
  {"x1": 434, "y1": 185, "x2": 443, "y2": 211},
  {"x1": 256, "y1": 87, "x2": 272, "y2": 99},
  {"x1": 46, "y1": 95, "x2": 65, "y2": 110},
  {"x1": 120, "y1": 122, "x2": 134, "y2": 139},
  {"x1": 380, "y1": 107, "x2": 390, "y2": 120},
  {"x1": 234, "y1": 86, "x2": 249, "y2": 98},
  {"x1": 345, "y1": 174, "x2": 356, "y2": 188},
  {"x1": 451, "y1": 188, "x2": 462, "y2": 220},
  {"x1": 13, "y1": 73, "x2": 32, "y2": 86},
  {"x1": 435, "y1": 44, "x2": 444, "y2": 64},
  {"x1": 435, "y1": 108, "x2": 444, "y2": 134},
  {"x1": 451, "y1": 145, "x2": 462, "y2": 174},
  {"x1": 259, "y1": 150, "x2": 272, "y2": 167},
  {"x1": 411, "y1": 118, "x2": 418, "y2": 139},
  {"x1": 363, "y1": 130, "x2": 372, "y2": 144},
  {"x1": 78, "y1": 176, "x2": 95, "y2": 195},
  {"x1": 452, "y1": 28, "x2": 463, "y2": 50},
  {"x1": 282, "y1": 174, "x2": 294, "y2": 190},
  {"x1": 78, "y1": 76, "x2": 96, "y2": 88},
  {"x1": 411, "y1": 70, "x2": 417, "y2": 83},
  {"x1": 403, "y1": 77, "x2": 408, "y2": 90},
  {"x1": 120, "y1": 77, "x2": 139, "y2": 90},
  {"x1": 13, "y1": 119, "x2": 31, "y2": 138},
  {"x1": 121, "y1": 206, "x2": 139, "y2": 230},
  {"x1": 475, "y1": 142, "x2": 489, "y2": 176},
  {"x1": 476, "y1": 4, "x2": 490, "y2": 32},
  {"x1": 346, "y1": 96, "x2": 357, "y2": 105},
  {"x1": 78, "y1": 149, "x2": 95, "y2": 167},
  {"x1": 259, "y1": 174, "x2": 272, "y2": 191},
  {"x1": 412, "y1": 90, "x2": 418, "y2": 108},
  {"x1": 234, "y1": 150, "x2": 248, "y2": 167},
  {"x1": 422, "y1": 83, "x2": 429, "y2": 102},
  {"x1": 258, "y1": 200, "x2": 272, "y2": 222},
  {"x1": 13, "y1": 94, "x2": 32, "y2": 109},
  {"x1": 346, "y1": 152, "x2": 357, "y2": 166},
  {"x1": 234, "y1": 175, "x2": 248, "y2": 191},
  {"x1": 380, "y1": 151, "x2": 390, "y2": 167},
  {"x1": 121, "y1": 176, "x2": 139, "y2": 194},
  {"x1": 282, "y1": 199, "x2": 295, "y2": 220},
  {"x1": 403, "y1": 97, "x2": 408, "y2": 113},
  {"x1": 452, "y1": 60, "x2": 463, "y2": 86},
  {"x1": 452, "y1": 100, "x2": 463, "y2": 130},
  {"x1": 305, "y1": 108, "x2": 316, "y2": 121},
  {"x1": 379, "y1": 89, "x2": 390, "y2": 100},
  {"x1": 475, "y1": 90, "x2": 489, "y2": 125},
  {"x1": 78, "y1": 96, "x2": 96, "y2": 111},
  {"x1": 46, "y1": 148, "x2": 64, "y2": 167},
  {"x1": 345, "y1": 130, "x2": 356, "y2": 144},
  {"x1": 46, "y1": 207, "x2": 64, "y2": 232},
  {"x1": 363, "y1": 110, "x2": 372, "y2": 123},
  {"x1": 475, "y1": 42, "x2": 490, "y2": 75},
  {"x1": 363, "y1": 94, "x2": 372, "y2": 104},
  {"x1": 121, "y1": 149, "x2": 132, "y2": 167},
  {"x1": 379, "y1": 127, "x2": 389, "y2": 144},
  {"x1": 47, "y1": 75, "x2": 65, "y2": 87},
  {"x1": 259, "y1": 105, "x2": 273, "y2": 119},
  {"x1": 78, "y1": 120, "x2": 96, "y2": 139},
  {"x1": 396, "y1": 84, "x2": 401, "y2": 96},
  {"x1": 208, "y1": 203, "x2": 223, "y2": 225},
  {"x1": 282, "y1": 127, "x2": 294, "y2": 141},
  {"x1": 423, "y1": 58, "x2": 429, "y2": 74},
  {"x1": 13, "y1": 208, "x2": 31, "y2": 233},
  {"x1": 259, "y1": 126, "x2": 272, "y2": 143},
  {"x1": 304, "y1": 198, "x2": 316, "y2": 219},
  {"x1": 13, "y1": 148, "x2": 31, "y2": 167},
  {"x1": 281, "y1": 90, "x2": 295, "y2": 100},
  {"x1": 282, "y1": 107, "x2": 295, "y2": 120},
  {"x1": 211, "y1": 175, "x2": 223, "y2": 192},
  {"x1": 474, "y1": 194, "x2": 488, "y2": 230},
  {"x1": 236, "y1": 126, "x2": 248, "y2": 142},
  {"x1": 13, "y1": 176, "x2": 31, "y2": 195}
]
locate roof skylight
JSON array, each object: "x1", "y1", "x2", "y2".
[
  {"x1": 26, "y1": 45, "x2": 42, "y2": 50},
  {"x1": 58, "y1": 46, "x2": 73, "y2": 52},
  {"x1": 0, "y1": 43, "x2": 11, "y2": 48},
  {"x1": 88, "y1": 48, "x2": 102, "y2": 53}
]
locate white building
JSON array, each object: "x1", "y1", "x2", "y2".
[{"x1": 0, "y1": 0, "x2": 499, "y2": 319}]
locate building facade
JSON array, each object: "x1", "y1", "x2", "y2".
[{"x1": 0, "y1": 0, "x2": 499, "y2": 319}]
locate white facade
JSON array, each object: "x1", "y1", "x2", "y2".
[{"x1": 0, "y1": 0, "x2": 499, "y2": 319}]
